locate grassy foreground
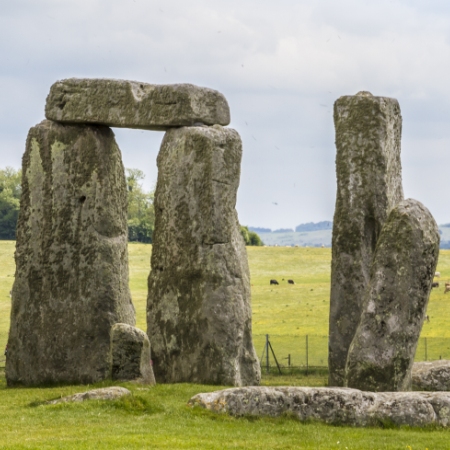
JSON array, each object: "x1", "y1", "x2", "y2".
[{"x1": 1, "y1": 242, "x2": 450, "y2": 448}]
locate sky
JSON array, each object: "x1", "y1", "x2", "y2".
[{"x1": 2, "y1": 0, "x2": 450, "y2": 230}]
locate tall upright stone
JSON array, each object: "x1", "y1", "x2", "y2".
[
  {"x1": 6, "y1": 119, "x2": 135, "y2": 386},
  {"x1": 345, "y1": 199, "x2": 440, "y2": 392},
  {"x1": 147, "y1": 125, "x2": 260, "y2": 386},
  {"x1": 329, "y1": 92, "x2": 404, "y2": 386}
]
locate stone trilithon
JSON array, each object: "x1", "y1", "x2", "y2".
[{"x1": 6, "y1": 77, "x2": 260, "y2": 387}]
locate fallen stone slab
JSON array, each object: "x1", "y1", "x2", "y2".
[
  {"x1": 345, "y1": 199, "x2": 439, "y2": 392},
  {"x1": 6, "y1": 120, "x2": 135, "y2": 386},
  {"x1": 45, "y1": 78, "x2": 230, "y2": 130},
  {"x1": 329, "y1": 91, "x2": 404, "y2": 387},
  {"x1": 413, "y1": 360, "x2": 450, "y2": 391},
  {"x1": 147, "y1": 125, "x2": 260, "y2": 386},
  {"x1": 188, "y1": 386, "x2": 450, "y2": 428},
  {"x1": 47, "y1": 387, "x2": 131, "y2": 404},
  {"x1": 110, "y1": 323, "x2": 156, "y2": 385}
]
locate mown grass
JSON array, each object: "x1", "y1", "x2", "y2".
[
  {"x1": 2, "y1": 372, "x2": 450, "y2": 449},
  {"x1": 1, "y1": 242, "x2": 450, "y2": 448}
]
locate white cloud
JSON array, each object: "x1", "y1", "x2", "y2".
[{"x1": 2, "y1": 0, "x2": 450, "y2": 227}]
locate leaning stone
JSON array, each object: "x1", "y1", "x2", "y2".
[
  {"x1": 147, "y1": 125, "x2": 260, "y2": 386},
  {"x1": 6, "y1": 120, "x2": 135, "y2": 386},
  {"x1": 189, "y1": 386, "x2": 450, "y2": 427},
  {"x1": 412, "y1": 360, "x2": 450, "y2": 391},
  {"x1": 329, "y1": 91, "x2": 404, "y2": 386},
  {"x1": 345, "y1": 199, "x2": 440, "y2": 392},
  {"x1": 45, "y1": 78, "x2": 230, "y2": 130},
  {"x1": 47, "y1": 387, "x2": 131, "y2": 404},
  {"x1": 110, "y1": 323, "x2": 155, "y2": 384}
]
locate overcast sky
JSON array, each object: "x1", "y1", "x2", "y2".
[{"x1": 2, "y1": 0, "x2": 450, "y2": 229}]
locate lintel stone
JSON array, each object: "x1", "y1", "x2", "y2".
[{"x1": 45, "y1": 78, "x2": 230, "y2": 130}]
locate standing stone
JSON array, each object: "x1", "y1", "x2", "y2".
[
  {"x1": 45, "y1": 78, "x2": 230, "y2": 130},
  {"x1": 345, "y1": 199, "x2": 440, "y2": 392},
  {"x1": 6, "y1": 120, "x2": 135, "y2": 386},
  {"x1": 329, "y1": 92, "x2": 404, "y2": 386},
  {"x1": 110, "y1": 323, "x2": 156, "y2": 384},
  {"x1": 147, "y1": 125, "x2": 260, "y2": 386}
]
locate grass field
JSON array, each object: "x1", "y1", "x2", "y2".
[{"x1": 1, "y1": 242, "x2": 450, "y2": 448}]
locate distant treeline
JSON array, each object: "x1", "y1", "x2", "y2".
[{"x1": 249, "y1": 221, "x2": 333, "y2": 234}]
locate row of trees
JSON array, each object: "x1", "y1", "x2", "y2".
[
  {"x1": 126, "y1": 168, "x2": 154, "y2": 243},
  {"x1": 240, "y1": 226, "x2": 263, "y2": 246},
  {"x1": 0, "y1": 167, "x2": 262, "y2": 246},
  {"x1": 0, "y1": 167, "x2": 21, "y2": 240}
]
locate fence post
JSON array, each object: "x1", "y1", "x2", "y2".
[
  {"x1": 425, "y1": 337, "x2": 428, "y2": 361},
  {"x1": 306, "y1": 334, "x2": 309, "y2": 376},
  {"x1": 266, "y1": 334, "x2": 270, "y2": 374}
]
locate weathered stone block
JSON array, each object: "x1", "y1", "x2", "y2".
[
  {"x1": 147, "y1": 125, "x2": 260, "y2": 386},
  {"x1": 329, "y1": 91, "x2": 404, "y2": 386},
  {"x1": 189, "y1": 386, "x2": 450, "y2": 428},
  {"x1": 45, "y1": 78, "x2": 230, "y2": 130},
  {"x1": 110, "y1": 323, "x2": 155, "y2": 384},
  {"x1": 412, "y1": 360, "x2": 450, "y2": 391},
  {"x1": 6, "y1": 120, "x2": 135, "y2": 386},
  {"x1": 345, "y1": 199, "x2": 440, "y2": 392},
  {"x1": 47, "y1": 387, "x2": 131, "y2": 404}
]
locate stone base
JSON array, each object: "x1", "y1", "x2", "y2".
[
  {"x1": 110, "y1": 323, "x2": 156, "y2": 384},
  {"x1": 189, "y1": 386, "x2": 450, "y2": 427}
]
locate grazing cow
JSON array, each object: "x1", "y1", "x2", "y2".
[
  {"x1": 435, "y1": 272, "x2": 441, "y2": 278},
  {"x1": 270, "y1": 279, "x2": 279, "y2": 285},
  {"x1": 445, "y1": 283, "x2": 450, "y2": 294},
  {"x1": 432, "y1": 282, "x2": 439, "y2": 288},
  {"x1": 287, "y1": 279, "x2": 295, "y2": 284}
]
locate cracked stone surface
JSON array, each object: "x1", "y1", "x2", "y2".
[
  {"x1": 45, "y1": 78, "x2": 230, "y2": 130},
  {"x1": 412, "y1": 360, "x2": 450, "y2": 391},
  {"x1": 345, "y1": 199, "x2": 440, "y2": 392},
  {"x1": 110, "y1": 323, "x2": 156, "y2": 384},
  {"x1": 6, "y1": 119, "x2": 135, "y2": 386},
  {"x1": 189, "y1": 386, "x2": 450, "y2": 427},
  {"x1": 329, "y1": 92, "x2": 404, "y2": 386},
  {"x1": 147, "y1": 125, "x2": 260, "y2": 386}
]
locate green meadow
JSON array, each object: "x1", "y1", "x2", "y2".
[{"x1": 1, "y1": 241, "x2": 450, "y2": 448}]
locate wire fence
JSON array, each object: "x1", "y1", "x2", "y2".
[{"x1": 254, "y1": 334, "x2": 450, "y2": 373}]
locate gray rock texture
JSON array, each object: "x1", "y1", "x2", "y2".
[
  {"x1": 47, "y1": 387, "x2": 131, "y2": 404},
  {"x1": 345, "y1": 199, "x2": 440, "y2": 392},
  {"x1": 110, "y1": 323, "x2": 155, "y2": 384},
  {"x1": 45, "y1": 78, "x2": 230, "y2": 130},
  {"x1": 189, "y1": 386, "x2": 450, "y2": 427},
  {"x1": 6, "y1": 120, "x2": 135, "y2": 386},
  {"x1": 329, "y1": 91, "x2": 404, "y2": 386},
  {"x1": 147, "y1": 125, "x2": 260, "y2": 386},
  {"x1": 412, "y1": 360, "x2": 450, "y2": 391}
]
